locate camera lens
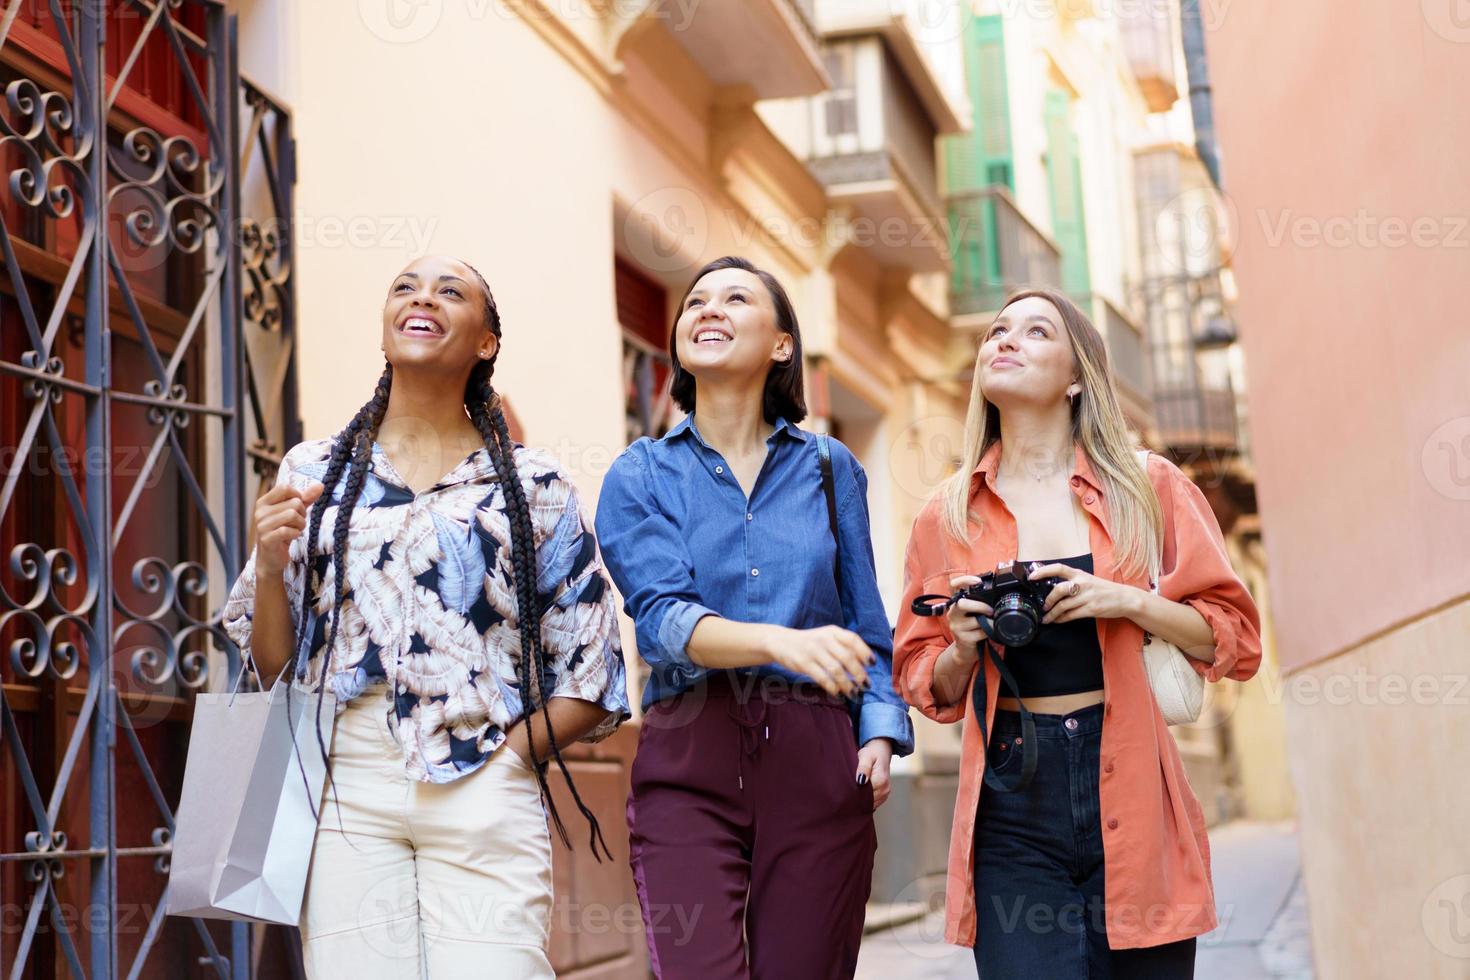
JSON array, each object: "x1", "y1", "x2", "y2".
[{"x1": 992, "y1": 592, "x2": 1042, "y2": 646}]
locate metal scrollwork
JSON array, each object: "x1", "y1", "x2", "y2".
[{"x1": 2, "y1": 3, "x2": 296, "y2": 975}]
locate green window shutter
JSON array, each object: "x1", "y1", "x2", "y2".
[
  {"x1": 946, "y1": 15, "x2": 1013, "y2": 308},
  {"x1": 1044, "y1": 89, "x2": 1091, "y2": 295},
  {"x1": 943, "y1": 15, "x2": 1013, "y2": 195}
]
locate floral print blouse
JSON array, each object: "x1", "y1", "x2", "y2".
[{"x1": 222, "y1": 438, "x2": 630, "y2": 783}]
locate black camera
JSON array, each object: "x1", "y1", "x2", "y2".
[{"x1": 910, "y1": 561, "x2": 1064, "y2": 648}]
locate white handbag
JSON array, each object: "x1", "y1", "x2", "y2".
[{"x1": 1137, "y1": 450, "x2": 1206, "y2": 726}]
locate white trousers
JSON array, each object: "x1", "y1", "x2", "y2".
[{"x1": 300, "y1": 690, "x2": 553, "y2": 979}]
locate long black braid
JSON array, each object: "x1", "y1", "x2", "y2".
[
  {"x1": 290, "y1": 264, "x2": 610, "y2": 860},
  {"x1": 286, "y1": 364, "x2": 392, "y2": 819},
  {"x1": 467, "y1": 358, "x2": 610, "y2": 860}
]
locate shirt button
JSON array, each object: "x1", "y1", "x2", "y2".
[
  {"x1": 1104, "y1": 761, "x2": 1115, "y2": 773},
  {"x1": 751, "y1": 568, "x2": 760, "y2": 577},
  {"x1": 1070, "y1": 477, "x2": 1082, "y2": 487},
  {"x1": 1084, "y1": 495, "x2": 1096, "y2": 505},
  {"x1": 1104, "y1": 702, "x2": 1112, "y2": 716},
  {"x1": 1107, "y1": 818, "x2": 1119, "y2": 830},
  {"x1": 746, "y1": 513, "x2": 753, "y2": 522},
  {"x1": 715, "y1": 465, "x2": 724, "y2": 474}
]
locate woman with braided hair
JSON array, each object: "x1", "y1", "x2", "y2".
[{"x1": 222, "y1": 254, "x2": 629, "y2": 978}]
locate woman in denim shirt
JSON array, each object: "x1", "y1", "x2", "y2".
[{"x1": 595, "y1": 256, "x2": 914, "y2": 979}]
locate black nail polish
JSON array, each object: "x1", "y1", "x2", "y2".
[{"x1": 857, "y1": 773, "x2": 868, "y2": 785}]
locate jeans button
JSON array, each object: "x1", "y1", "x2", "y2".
[{"x1": 1065, "y1": 717, "x2": 1079, "y2": 731}]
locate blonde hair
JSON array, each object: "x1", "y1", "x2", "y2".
[{"x1": 941, "y1": 288, "x2": 1162, "y2": 581}]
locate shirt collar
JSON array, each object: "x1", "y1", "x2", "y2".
[
  {"x1": 663, "y1": 415, "x2": 698, "y2": 444},
  {"x1": 971, "y1": 441, "x2": 1104, "y2": 494},
  {"x1": 369, "y1": 441, "x2": 496, "y2": 491},
  {"x1": 664, "y1": 414, "x2": 807, "y2": 448},
  {"x1": 770, "y1": 416, "x2": 808, "y2": 443}
]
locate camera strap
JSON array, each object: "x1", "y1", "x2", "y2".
[{"x1": 972, "y1": 642, "x2": 1039, "y2": 792}]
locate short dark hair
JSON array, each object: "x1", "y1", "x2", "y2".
[{"x1": 668, "y1": 256, "x2": 807, "y2": 425}]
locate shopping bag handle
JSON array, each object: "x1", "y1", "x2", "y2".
[{"x1": 227, "y1": 652, "x2": 263, "y2": 705}]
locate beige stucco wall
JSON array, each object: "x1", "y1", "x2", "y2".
[
  {"x1": 1223, "y1": 538, "x2": 1296, "y2": 821},
  {"x1": 254, "y1": 3, "x2": 628, "y2": 482},
  {"x1": 1283, "y1": 597, "x2": 1470, "y2": 978}
]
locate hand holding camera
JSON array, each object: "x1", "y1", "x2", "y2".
[
  {"x1": 1028, "y1": 562, "x2": 1141, "y2": 627},
  {"x1": 911, "y1": 561, "x2": 1068, "y2": 648},
  {"x1": 914, "y1": 560, "x2": 1143, "y2": 648},
  {"x1": 942, "y1": 575, "x2": 992, "y2": 655}
]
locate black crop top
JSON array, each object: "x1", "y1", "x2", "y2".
[{"x1": 1002, "y1": 553, "x2": 1105, "y2": 697}]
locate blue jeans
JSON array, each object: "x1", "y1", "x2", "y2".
[{"x1": 972, "y1": 704, "x2": 1196, "y2": 979}]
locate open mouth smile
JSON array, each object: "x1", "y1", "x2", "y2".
[
  {"x1": 399, "y1": 315, "x2": 444, "y2": 336},
  {"x1": 694, "y1": 326, "x2": 733, "y2": 345}
]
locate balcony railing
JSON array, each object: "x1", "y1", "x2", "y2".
[
  {"x1": 1117, "y1": 3, "x2": 1179, "y2": 112},
  {"x1": 948, "y1": 186, "x2": 1062, "y2": 317},
  {"x1": 1089, "y1": 293, "x2": 1150, "y2": 406},
  {"x1": 1153, "y1": 384, "x2": 1238, "y2": 453},
  {"x1": 799, "y1": 39, "x2": 948, "y2": 270}
]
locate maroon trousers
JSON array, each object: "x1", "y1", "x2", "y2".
[{"x1": 627, "y1": 672, "x2": 877, "y2": 979}]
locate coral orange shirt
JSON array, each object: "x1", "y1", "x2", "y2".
[{"x1": 893, "y1": 444, "x2": 1262, "y2": 949}]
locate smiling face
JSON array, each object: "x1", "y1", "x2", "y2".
[
  {"x1": 381, "y1": 254, "x2": 497, "y2": 374},
  {"x1": 673, "y1": 267, "x2": 792, "y2": 385},
  {"x1": 977, "y1": 295, "x2": 1078, "y2": 409}
]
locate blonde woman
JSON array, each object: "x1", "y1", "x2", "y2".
[{"x1": 893, "y1": 288, "x2": 1260, "y2": 978}]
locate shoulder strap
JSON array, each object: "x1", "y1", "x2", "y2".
[
  {"x1": 816, "y1": 433, "x2": 843, "y2": 598},
  {"x1": 1136, "y1": 448, "x2": 1163, "y2": 592}
]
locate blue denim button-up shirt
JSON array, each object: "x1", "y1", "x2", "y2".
[{"x1": 594, "y1": 415, "x2": 914, "y2": 755}]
